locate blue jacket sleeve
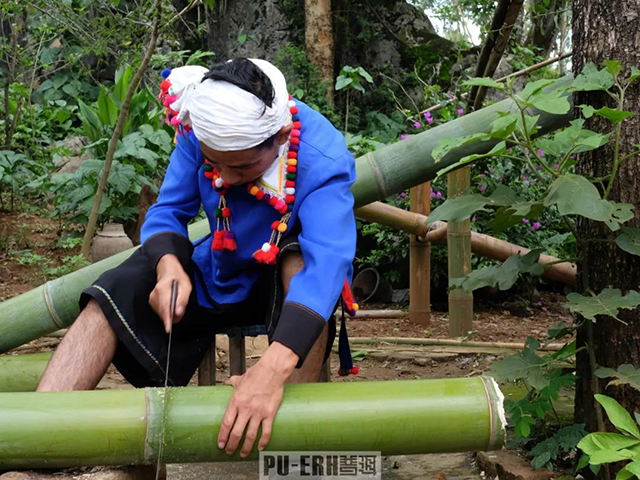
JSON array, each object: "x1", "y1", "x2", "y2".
[
  {"x1": 139, "y1": 133, "x2": 202, "y2": 270},
  {"x1": 270, "y1": 153, "x2": 356, "y2": 367}
]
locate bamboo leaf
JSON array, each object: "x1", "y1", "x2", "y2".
[
  {"x1": 595, "y1": 394, "x2": 640, "y2": 438},
  {"x1": 566, "y1": 289, "x2": 640, "y2": 322},
  {"x1": 596, "y1": 364, "x2": 640, "y2": 392},
  {"x1": 462, "y1": 77, "x2": 505, "y2": 90},
  {"x1": 544, "y1": 174, "x2": 614, "y2": 221},
  {"x1": 615, "y1": 228, "x2": 640, "y2": 255}
]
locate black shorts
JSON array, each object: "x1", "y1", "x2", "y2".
[{"x1": 79, "y1": 236, "x2": 336, "y2": 388}]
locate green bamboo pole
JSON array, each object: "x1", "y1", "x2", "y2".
[
  {"x1": 0, "y1": 352, "x2": 51, "y2": 392},
  {"x1": 0, "y1": 377, "x2": 505, "y2": 468},
  {"x1": 447, "y1": 168, "x2": 474, "y2": 337},
  {"x1": 0, "y1": 77, "x2": 575, "y2": 354}
]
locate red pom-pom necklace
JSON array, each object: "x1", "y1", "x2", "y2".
[{"x1": 203, "y1": 95, "x2": 300, "y2": 265}]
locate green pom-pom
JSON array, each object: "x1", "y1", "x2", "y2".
[
  {"x1": 286, "y1": 173, "x2": 297, "y2": 181},
  {"x1": 204, "y1": 164, "x2": 213, "y2": 172},
  {"x1": 215, "y1": 208, "x2": 222, "y2": 218}
]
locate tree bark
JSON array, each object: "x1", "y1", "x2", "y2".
[
  {"x1": 572, "y1": 1, "x2": 640, "y2": 478},
  {"x1": 304, "y1": 0, "x2": 334, "y2": 104}
]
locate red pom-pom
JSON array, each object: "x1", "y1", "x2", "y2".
[
  {"x1": 287, "y1": 165, "x2": 297, "y2": 173},
  {"x1": 256, "y1": 190, "x2": 265, "y2": 200},
  {"x1": 285, "y1": 195, "x2": 295, "y2": 204},
  {"x1": 204, "y1": 171, "x2": 214, "y2": 179},
  {"x1": 222, "y1": 208, "x2": 231, "y2": 218},
  {"x1": 218, "y1": 189, "x2": 227, "y2": 196},
  {"x1": 246, "y1": 183, "x2": 254, "y2": 191},
  {"x1": 271, "y1": 221, "x2": 280, "y2": 230},
  {"x1": 269, "y1": 196, "x2": 278, "y2": 206},
  {"x1": 211, "y1": 231, "x2": 225, "y2": 250},
  {"x1": 290, "y1": 106, "x2": 299, "y2": 115},
  {"x1": 349, "y1": 366, "x2": 359, "y2": 375},
  {"x1": 278, "y1": 205, "x2": 289, "y2": 214},
  {"x1": 289, "y1": 94, "x2": 292, "y2": 100},
  {"x1": 252, "y1": 249, "x2": 266, "y2": 262},
  {"x1": 288, "y1": 151, "x2": 297, "y2": 159},
  {"x1": 223, "y1": 237, "x2": 237, "y2": 251},
  {"x1": 160, "y1": 80, "x2": 171, "y2": 91},
  {"x1": 285, "y1": 180, "x2": 295, "y2": 188},
  {"x1": 291, "y1": 129, "x2": 301, "y2": 137},
  {"x1": 290, "y1": 136, "x2": 300, "y2": 145},
  {"x1": 293, "y1": 121, "x2": 302, "y2": 129}
]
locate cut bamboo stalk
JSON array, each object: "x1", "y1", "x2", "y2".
[
  {"x1": 346, "y1": 336, "x2": 563, "y2": 351},
  {"x1": 447, "y1": 167, "x2": 474, "y2": 337},
  {"x1": 0, "y1": 352, "x2": 51, "y2": 392},
  {"x1": 0, "y1": 378, "x2": 505, "y2": 468},
  {"x1": 355, "y1": 202, "x2": 576, "y2": 286},
  {"x1": 0, "y1": 78, "x2": 575, "y2": 354},
  {"x1": 409, "y1": 183, "x2": 431, "y2": 326},
  {"x1": 336, "y1": 309, "x2": 408, "y2": 319}
]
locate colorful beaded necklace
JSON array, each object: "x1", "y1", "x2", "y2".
[{"x1": 201, "y1": 95, "x2": 301, "y2": 265}]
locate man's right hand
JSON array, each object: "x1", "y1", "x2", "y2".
[{"x1": 149, "y1": 254, "x2": 192, "y2": 333}]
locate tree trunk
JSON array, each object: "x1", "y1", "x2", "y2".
[
  {"x1": 573, "y1": 1, "x2": 640, "y2": 478},
  {"x1": 304, "y1": 0, "x2": 334, "y2": 104},
  {"x1": 527, "y1": 0, "x2": 567, "y2": 58}
]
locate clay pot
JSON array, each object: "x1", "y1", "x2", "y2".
[{"x1": 90, "y1": 223, "x2": 134, "y2": 263}]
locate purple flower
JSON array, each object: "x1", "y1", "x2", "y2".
[
  {"x1": 489, "y1": 167, "x2": 495, "y2": 173},
  {"x1": 414, "y1": 121, "x2": 422, "y2": 128},
  {"x1": 521, "y1": 174, "x2": 527, "y2": 180},
  {"x1": 524, "y1": 147, "x2": 530, "y2": 154},
  {"x1": 479, "y1": 173, "x2": 486, "y2": 178},
  {"x1": 507, "y1": 148, "x2": 513, "y2": 153},
  {"x1": 479, "y1": 184, "x2": 487, "y2": 192},
  {"x1": 522, "y1": 218, "x2": 530, "y2": 224},
  {"x1": 426, "y1": 116, "x2": 434, "y2": 125},
  {"x1": 400, "y1": 134, "x2": 408, "y2": 140},
  {"x1": 430, "y1": 189, "x2": 436, "y2": 198},
  {"x1": 471, "y1": 215, "x2": 477, "y2": 222},
  {"x1": 531, "y1": 221, "x2": 541, "y2": 231},
  {"x1": 553, "y1": 163, "x2": 559, "y2": 169},
  {"x1": 447, "y1": 92, "x2": 457, "y2": 100},
  {"x1": 436, "y1": 191, "x2": 443, "y2": 198},
  {"x1": 537, "y1": 149, "x2": 544, "y2": 157},
  {"x1": 424, "y1": 111, "x2": 434, "y2": 124},
  {"x1": 536, "y1": 164, "x2": 543, "y2": 170},
  {"x1": 524, "y1": 180, "x2": 530, "y2": 187},
  {"x1": 393, "y1": 236, "x2": 400, "y2": 242},
  {"x1": 398, "y1": 192, "x2": 407, "y2": 198},
  {"x1": 457, "y1": 108, "x2": 464, "y2": 116}
]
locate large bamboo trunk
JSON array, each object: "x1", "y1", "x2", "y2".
[
  {"x1": 0, "y1": 377, "x2": 505, "y2": 468},
  {"x1": 0, "y1": 79, "x2": 574, "y2": 354}
]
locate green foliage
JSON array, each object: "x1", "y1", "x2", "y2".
[
  {"x1": 596, "y1": 364, "x2": 640, "y2": 391},
  {"x1": 565, "y1": 289, "x2": 640, "y2": 323},
  {"x1": 0, "y1": 150, "x2": 44, "y2": 211},
  {"x1": 530, "y1": 424, "x2": 587, "y2": 470},
  {"x1": 335, "y1": 66, "x2": 374, "y2": 94}
]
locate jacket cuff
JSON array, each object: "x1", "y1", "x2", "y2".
[
  {"x1": 140, "y1": 231, "x2": 194, "y2": 272},
  {"x1": 271, "y1": 302, "x2": 326, "y2": 369}
]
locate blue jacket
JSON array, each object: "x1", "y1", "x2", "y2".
[{"x1": 139, "y1": 100, "x2": 357, "y2": 366}]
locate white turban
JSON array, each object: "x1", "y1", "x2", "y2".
[{"x1": 165, "y1": 59, "x2": 289, "y2": 151}]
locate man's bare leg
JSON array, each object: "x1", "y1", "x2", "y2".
[
  {"x1": 279, "y1": 252, "x2": 329, "y2": 384},
  {"x1": 37, "y1": 298, "x2": 118, "y2": 391}
]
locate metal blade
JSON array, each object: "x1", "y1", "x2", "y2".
[{"x1": 155, "y1": 280, "x2": 178, "y2": 480}]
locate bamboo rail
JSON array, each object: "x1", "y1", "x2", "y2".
[
  {"x1": 355, "y1": 202, "x2": 576, "y2": 286},
  {"x1": 0, "y1": 378, "x2": 505, "y2": 468}
]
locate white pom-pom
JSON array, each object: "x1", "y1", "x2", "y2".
[
  {"x1": 261, "y1": 242, "x2": 271, "y2": 252},
  {"x1": 285, "y1": 188, "x2": 295, "y2": 195},
  {"x1": 288, "y1": 100, "x2": 296, "y2": 107},
  {"x1": 214, "y1": 178, "x2": 224, "y2": 188}
]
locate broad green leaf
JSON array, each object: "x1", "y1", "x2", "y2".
[
  {"x1": 335, "y1": 76, "x2": 352, "y2": 91},
  {"x1": 547, "y1": 321, "x2": 573, "y2": 341},
  {"x1": 616, "y1": 227, "x2": 640, "y2": 255},
  {"x1": 490, "y1": 113, "x2": 519, "y2": 139},
  {"x1": 596, "y1": 364, "x2": 640, "y2": 392},
  {"x1": 603, "y1": 60, "x2": 623, "y2": 78},
  {"x1": 488, "y1": 202, "x2": 543, "y2": 233},
  {"x1": 628, "y1": 67, "x2": 640, "y2": 84},
  {"x1": 566, "y1": 289, "x2": 640, "y2": 322},
  {"x1": 625, "y1": 461, "x2": 640, "y2": 477},
  {"x1": 528, "y1": 88, "x2": 571, "y2": 115},
  {"x1": 519, "y1": 78, "x2": 557, "y2": 102},
  {"x1": 594, "y1": 107, "x2": 634, "y2": 124},
  {"x1": 579, "y1": 104, "x2": 596, "y2": 118},
  {"x1": 578, "y1": 432, "x2": 640, "y2": 456},
  {"x1": 97, "y1": 89, "x2": 118, "y2": 128},
  {"x1": 437, "y1": 142, "x2": 507, "y2": 177},
  {"x1": 490, "y1": 337, "x2": 549, "y2": 390},
  {"x1": 462, "y1": 77, "x2": 505, "y2": 90},
  {"x1": 451, "y1": 250, "x2": 544, "y2": 294},
  {"x1": 544, "y1": 174, "x2": 614, "y2": 221},
  {"x1": 617, "y1": 466, "x2": 636, "y2": 480},
  {"x1": 427, "y1": 186, "x2": 519, "y2": 224},
  {"x1": 571, "y1": 62, "x2": 615, "y2": 92},
  {"x1": 357, "y1": 67, "x2": 373, "y2": 83},
  {"x1": 108, "y1": 163, "x2": 135, "y2": 195},
  {"x1": 596, "y1": 394, "x2": 640, "y2": 438},
  {"x1": 516, "y1": 114, "x2": 540, "y2": 137},
  {"x1": 431, "y1": 132, "x2": 492, "y2": 163},
  {"x1": 607, "y1": 203, "x2": 635, "y2": 232},
  {"x1": 589, "y1": 448, "x2": 635, "y2": 464},
  {"x1": 352, "y1": 82, "x2": 365, "y2": 93}
]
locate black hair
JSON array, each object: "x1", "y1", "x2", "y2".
[{"x1": 203, "y1": 58, "x2": 278, "y2": 150}]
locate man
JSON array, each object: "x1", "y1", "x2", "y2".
[{"x1": 37, "y1": 58, "x2": 358, "y2": 459}]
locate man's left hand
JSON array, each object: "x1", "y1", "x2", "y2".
[{"x1": 217, "y1": 342, "x2": 298, "y2": 457}]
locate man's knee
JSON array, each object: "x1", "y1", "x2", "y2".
[{"x1": 281, "y1": 251, "x2": 304, "y2": 297}]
